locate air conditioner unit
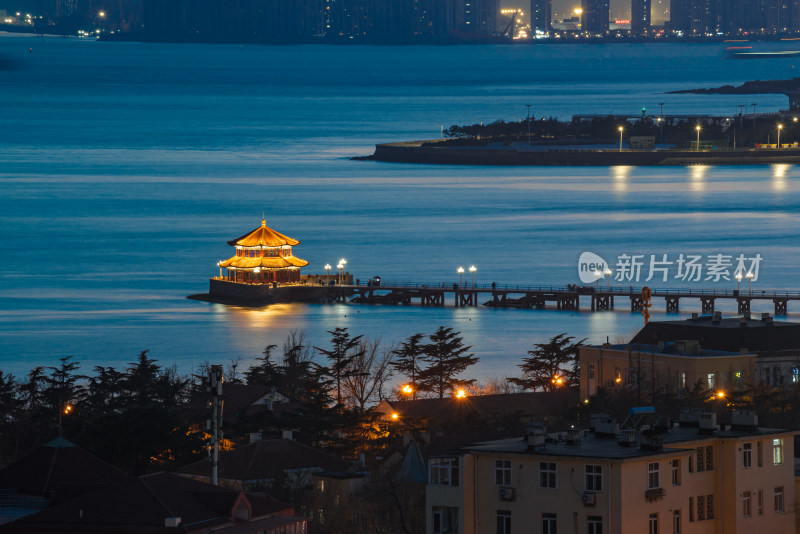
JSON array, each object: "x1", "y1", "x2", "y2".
[
  {"x1": 499, "y1": 487, "x2": 516, "y2": 501},
  {"x1": 582, "y1": 492, "x2": 596, "y2": 506}
]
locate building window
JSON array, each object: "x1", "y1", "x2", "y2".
[
  {"x1": 697, "y1": 496, "x2": 705, "y2": 521},
  {"x1": 649, "y1": 513, "x2": 658, "y2": 534},
  {"x1": 542, "y1": 513, "x2": 557, "y2": 534},
  {"x1": 432, "y1": 506, "x2": 458, "y2": 534},
  {"x1": 671, "y1": 459, "x2": 680, "y2": 486},
  {"x1": 539, "y1": 461, "x2": 557, "y2": 489},
  {"x1": 588, "y1": 364, "x2": 595, "y2": 379},
  {"x1": 743, "y1": 443, "x2": 752, "y2": 468},
  {"x1": 495, "y1": 460, "x2": 511, "y2": 486},
  {"x1": 689, "y1": 498, "x2": 694, "y2": 522},
  {"x1": 587, "y1": 516, "x2": 603, "y2": 534},
  {"x1": 774, "y1": 487, "x2": 784, "y2": 512},
  {"x1": 734, "y1": 371, "x2": 742, "y2": 387},
  {"x1": 677, "y1": 371, "x2": 686, "y2": 390},
  {"x1": 496, "y1": 510, "x2": 511, "y2": 534},
  {"x1": 757, "y1": 489, "x2": 764, "y2": 515},
  {"x1": 430, "y1": 457, "x2": 459, "y2": 486},
  {"x1": 648, "y1": 462, "x2": 660, "y2": 489},
  {"x1": 706, "y1": 373, "x2": 716, "y2": 388},
  {"x1": 743, "y1": 491, "x2": 751, "y2": 517},
  {"x1": 774, "y1": 367, "x2": 781, "y2": 385},
  {"x1": 765, "y1": 367, "x2": 771, "y2": 385},
  {"x1": 705, "y1": 445, "x2": 714, "y2": 470},
  {"x1": 793, "y1": 366, "x2": 800, "y2": 383},
  {"x1": 585, "y1": 464, "x2": 602, "y2": 492},
  {"x1": 696, "y1": 447, "x2": 705, "y2": 472},
  {"x1": 772, "y1": 438, "x2": 783, "y2": 465},
  {"x1": 706, "y1": 494, "x2": 714, "y2": 520},
  {"x1": 672, "y1": 510, "x2": 680, "y2": 534}
]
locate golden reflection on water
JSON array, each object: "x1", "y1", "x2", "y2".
[
  {"x1": 689, "y1": 165, "x2": 707, "y2": 192},
  {"x1": 224, "y1": 303, "x2": 306, "y2": 331},
  {"x1": 611, "y1": 165, "x2": 631, "y2": 192},
  {"x1": 772, "y1": 164, "x2": 790, "y2": 191}
]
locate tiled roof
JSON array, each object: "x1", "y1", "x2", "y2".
[
  {"x1": 177, "y1": 439, "x2": 350, "y2": 482},
  {"x1": 0, "y1": 439, "x2": 130, "y2": 497},
  {"x1": 0, "y1": 472, "x2": 296, "y2": 533},
  {"x1": 630, "y1": 316, "x2": 800, "y2": 353},
  {"x1": 227, "y1": 220, "x2": 300, "y2": 248}
]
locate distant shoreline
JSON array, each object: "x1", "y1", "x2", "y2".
[{"x1": 367, "y1": 140, "x2": 800, "y2": 166}]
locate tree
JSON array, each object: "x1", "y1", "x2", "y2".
[
  {"x1": 418, "y1": 326, "x2": 478, "y2": 399},
  {"x1": 315, "y1": 327, "x2": 364, "y2": 406},
  {"x1": 508, "y1": 334, "x2": 584, "y2": 392},
  {"x1": 391, "y1": 333, "x2": 425, "y2": 400},
  {"x1": 341, "y1": 337, "x2": 394, "y2": 411},
  {"x1": 245, "y1": 344, "x2": 280, "y2": 386}
]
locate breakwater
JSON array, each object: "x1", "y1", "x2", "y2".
[{"x1": 372, "y1": 141, "x2": 800, "y2": 166}]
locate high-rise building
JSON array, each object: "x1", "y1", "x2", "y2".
[
  {"x1": 463, "y1": 0, "x2": 498, "y2": 33},
  {"x1": 668, "y1": 0, "x2": 691, "y2": 31},
  {"x1": 631, "y1": 0, "x2": 650, "y2": 32},
  {"x1": 581, "y1": 0, "x2": 609, "y2": 33},
  {"x1": 531, "y1": 0, "x2": 552, "y2": 33}
]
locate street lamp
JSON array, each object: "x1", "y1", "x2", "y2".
[
  {"x1": 777, "y1": 124, "x2": 783, "y2": 148},
  {"x1": 618, "y1": 126, "x2": 624, "y2": 152},
  {"x1": 746, "y1": 271, "x2": 754, "y2": 295},
  {"x1": 457, "y1": 266, "x2": 464, "y2": 286},
  {"x1": 336, "y1": 262, "x2": 343, "y2": 285},
  {"x1": 469, "y1": 265, "x2": 476, "y2": 288},
  {"x1": 340, "y1": 259, "x2": 347, "y2": 285},
  {"x1": 735, "y1": 271, "x2": 742, "y2": 292},
  {"x1": 695, "y1": 125, "x2": 701, "y2": 151},
  {"x1": 657, "y1": 117, "x2": 663, "y2": 144},
  {"x1": 604, "y1": 267, "x2": 612, "y2": 290},
  {"x1": 593, "y1": 270, "x2": 602, "y2": 291},
  {"x1": 325, "y1": 263, "x2": 331, "y2": 284}
]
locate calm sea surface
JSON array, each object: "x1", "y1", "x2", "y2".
[{"x1": 1, "y1": 34, "x2": 800, "y2": 381}]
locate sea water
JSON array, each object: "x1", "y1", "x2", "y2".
[{"x1": 1, "y1": 34, "x2": 799, "y2": 382}]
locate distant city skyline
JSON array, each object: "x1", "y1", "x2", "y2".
[{"x1": 502, "y1": 0, "x2": 669, "y2": 23}]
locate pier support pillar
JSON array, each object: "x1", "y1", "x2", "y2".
[
  {"x1": 630, "y1": 296, "x2": 643, "y2": 312},
  {"x1": 665, "y1": 297, "x2": 680, "y2": 313},
  {"x1": 737, "y1": 298, "x2": 751, "y2": 314},
  {"x1": 774, "y1": 299, "x2": 788, "y2": 315},
  {"x1": 593, "y1": 295, "x2": 611, "y2": 311},
  {"x1": 701, "y1": 298, "x2": 715, "y2": 314}
]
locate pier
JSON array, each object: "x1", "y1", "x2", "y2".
[{"x1": 346, "y1": 282, "x2": 800, "y2": 316}]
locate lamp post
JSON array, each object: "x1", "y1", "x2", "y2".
[
  {"x1": 594, "y1": 270, "x2": 602, "y2": 291},
  {"x1": 735, "y1": 271, "x2": 742, "y2": 293},
  {"x1": 217, "y1": 261, "x2": 222, "y2": 279},
  {"x1": 325, "y1": 263, "x2": 331, "y2": 285},
  {"x1": 777, "y1": 124, "x2": 783, "y2": 148},
  {"x1": 618, "y1": 126, "x2": 624, "y2": 152},
  {"x1": 746, "y1": 271, "x2": 754, "y2": 295},
  {"x1": 469, "y1": 265, "x2": 476, "y2": 288},
  {"x1": 340, "y1": 258, "x2": 347, "y2": 285},
  {"x1": 695, "y1": 125, "x2": 701, "y2": 151},
  {"x1": 526, "y1": 104, "x2": 532, "y2": 145},
  {"x1": 657, "y1": 117, "x2": 663, "y2": 144},
  {"x1": 604, "y1": 267, "x2": 612, "y2": 291},
  {"x1": 336, "y1": 263, "x2": 343, "y2": 285},
  {"x1": 457, "y1": 266, "x2": 464, "y2": 287}
]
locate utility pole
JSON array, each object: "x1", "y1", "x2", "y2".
[
  {"x1": 207, "y1": 365, "x2": 224, "y2": 486},
  {"x1": 526, "y1": 104, "x2": 532, "y2": 145}
]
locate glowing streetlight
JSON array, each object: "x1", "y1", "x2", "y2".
[
  {"x1": 64, "y1": 404, "x2": 73, "y2": 414},
  {"x1": 469, "y1": 265, "x2": 476, "y2": 288},
  {"x1": 735, "y1": 271, "x2": 742, "y2": 292},
  {"x1": 401, "y1": 384, "x2": 413, "y2": 395},
  {"x1": 618, "y1": 126, "x2": 624, "y2": 152},
  {"x1": 604, "y1": 267, "x2": 612, "y2": 290},
  {"x1": 217, "y1": 261, "x2": 222, "y2": 278},
  {"x1": 336, "y1": 262, "x2": 343, "y2": 285},
  {"x1": 574, "y1": 8, "x2": 583, "y2": 15},
  {"x1": 593, "y1": 269, "x2": 602, "y2": 291},
  {"x1": 777, "y1": 124, "x2": 783, "y2": 148},
  {"x1": 339, "y1": 259, "x2": 347, "y2": 285},
  {"x1": 455, "y1": 389, "x2": 467, "y2": 398},
  {"x1": 716, "y1": 390, "x2": 725, "y2": 399},
  {"x1": 391, "y1": 412, "x2": 398, "y2": 420},
  {"x1": 457, "y1": 266, "x2": 464, "y2": 286},
  {"x1": 324, "y1": 263, "x2": 331, "y2": 284},
  {"x1": 746, "y1": 271, "x2": 754, "y2": 295},
  {"x1": 98, "y1": 10, "x2": 105, "y2": 17},
  {"x1": 695, "y1": 125, "x2": 701, "y2": 152},
  {"x1": 551, "y1": 375, "x2": 564, "y2": 387}
]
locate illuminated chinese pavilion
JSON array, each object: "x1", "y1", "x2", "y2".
[{"x1": 218, "y1": 219, "x2": 309, "y2": 284}]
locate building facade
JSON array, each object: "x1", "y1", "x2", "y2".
[
  {"x1": 530, "y1": 0, "x2": 551, "y2": 33},
  {"x1": 631, "y1": 0, "x2": 650, "y2": 32},
  {"x1": 581, "y1": 0, "x2": 609, "y2": 33},
  {"x1": 426, "y1": 416, "x2": 796, "y2": 534}
]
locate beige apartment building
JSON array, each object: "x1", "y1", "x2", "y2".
[{"x1": 426, "y1": 411, "x2": 796, "y2": 534}]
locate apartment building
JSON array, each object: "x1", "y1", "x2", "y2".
[{"x1": 426, "y1": 410, "x2": 795, "y2": 534}]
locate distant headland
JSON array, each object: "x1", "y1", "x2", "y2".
[{"x1": 364, "y1": 82, "x2": 800, "y2": 166}]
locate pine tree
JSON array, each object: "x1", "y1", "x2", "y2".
[
  {"x1": 391, "y1": 333, "x2": 425, "y2": 400},
  {"x1": 315, "y1": 327, "x2": 364, "y2": 406},
  {"x1": 508, "y1": 334, "x2": 585, "y2": 392},
  {"x1": 418, "y1": 326, "x2": 478, "y2": 399}
]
